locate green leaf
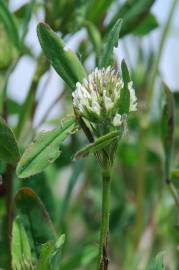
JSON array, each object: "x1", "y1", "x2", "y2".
[
  {"x1": 14, "y1": 2, "x2": 34, "y2": 20},
  {"x1": 16, "y1": 116, "x2": 79, "y2": 178},
  {"x1": 161, "y1": 82, "x2": 175, "y2": 177},
  {"x1": 12, "y1": 216, "x2": 33, "y2": 270},
  {"x1": 99, "y1": 19, "x2": 122, "y2": 68},
  {"x1": 7, "y1": 98, "x2": 21, "y2": 115},
  {"x1": 74, "y1": 130, "x2": 121, "y2": 160},
  {"x1": 15, "y1": 187, "x2": 57, "y2": 257},
  {"x1": 104, "y1": 0, "x2": 155, "y2": 37},
  {"x1": 0, "y1": 1, "x2": 20, "y2": 48},
  {"x1": 0, "y1": 116, "x2": 20, "y2": 164},
  {"x1": 118, "y1": 60, "x2": 130, "y2": 114},
  {"x1": 37, "y1": 235, "x2": 65, "y2": 270},
  {"x1": 149, "y1": 254, "x2": 164, "y2": 270},
  {"x1": 37, "y1": 23, "x2": 87, "y2": 90},
  {"x1": 133, "y1": 13, "x2": 159, "y2": 36}
]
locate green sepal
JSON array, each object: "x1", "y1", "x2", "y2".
[
  {"x1": 118, "y1": 60, "x2": 130, "y2": 114},
  {"x1": 74, "y1": 130, "x2": 121, "y2": 160}
]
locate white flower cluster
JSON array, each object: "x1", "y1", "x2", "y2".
[{"x1": 72, "y1": 66, "x2": 137, "y2": 127}]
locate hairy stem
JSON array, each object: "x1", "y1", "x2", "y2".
[{"x1": 98, "y1": 169, "x2": 111, "y2": 270}]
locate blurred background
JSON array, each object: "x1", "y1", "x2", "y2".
[{"x1": 8, "y1": 0, "x2": 179, "y2": 127}]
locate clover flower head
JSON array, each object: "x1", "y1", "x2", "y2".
[{"x1": 72, "y1": 66, "x2": 137, "y2": 128}]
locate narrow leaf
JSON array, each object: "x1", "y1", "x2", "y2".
[
  {"x1": 99, "y1": 19, "x2": 122, "y2": 68},
  {"x1": 16, "y1": 116, "x2": 79, "y2": 178},
  {"x1": 161, "y1": 82, "x2": 175, "y2": 176},
  {"x1": 87, "y1": 0, "x2": 113, "y2": 23},
  {"x1": 37, "y1": 23, "x2": 87, "y2": 90},
  {"x1": 0, "y1": 1, "x2": 20, "y2": 48},
  {"x1": 84, "y1": 21, "x2": 101, "y2": 55},
  {"x1": 74, "y1": 130, "x2": 121, "y2": 160},
  {"x1": 0, "y1": 116, "x2": 20, "y2": 164}
]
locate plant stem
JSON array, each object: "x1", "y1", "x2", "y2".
[
  {"x1": 2, "y1": 58, "x2": 20, "y2": 121},
  {"x1": 4, "y1": 164, "x2": 14, "y2": 270},
  {"x1": 98, "y1": 169, "x2": 111, "y2": 270},
  {"x1": 15, "y1": 54, "x2": 49, "y2": 139},
  {"x1": 166, "y1": 178, "x2": 179, "y2": 208}
]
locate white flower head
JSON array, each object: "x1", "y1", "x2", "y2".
[{"x1": 72, "y1": 66, "x2": 137, "y2": 128}]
